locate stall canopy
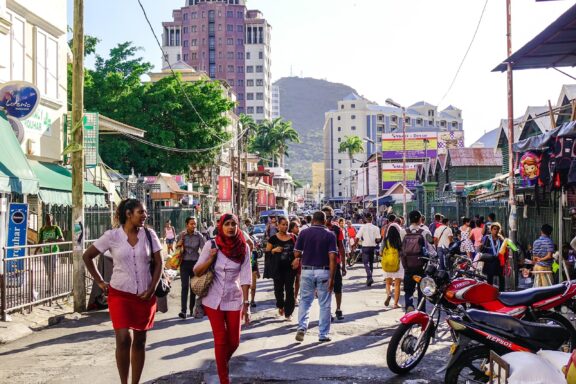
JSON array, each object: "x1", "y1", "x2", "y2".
[
  {"x1": 512, "y1": 121, "x2": 576, "y2": 152},
  {"x1": 28, "y1": 160, "x2": 108, "y2": 207},
  {"x1": 493, "y1": 3, "x2": 576, "y2": 72},
  {"x1": 0, "y1": 115, "x2": 39, "y2": 194}
]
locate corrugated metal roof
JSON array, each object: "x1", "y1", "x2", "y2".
[{"x1": 448, "y1": 148, "x2": 503, "y2": 167}]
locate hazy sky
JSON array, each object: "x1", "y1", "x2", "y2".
[{"x1": 68, "y1": 0, "x2": 576, "y2": 145}]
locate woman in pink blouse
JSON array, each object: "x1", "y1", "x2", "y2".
[
  {"x1": 83, "y1": 199, "x2": 162, "y2": 384},
  {"x1": 194, "y1": 213, "x2": 252, "y2": 384}
]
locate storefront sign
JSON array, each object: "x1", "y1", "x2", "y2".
[
  {"x1": 83, "y1": 113, "x2": 99, "y2": 168},
  {"x1": 382, "y1": 163, "x2": 418, "y2": 190},
  {"x1": 6, "y1": 203, "x2": 28, "y2": 273},
  {"x1": 268, "y1": 192, "x2": 276, "y2": 208},
  {"x1": 257, "y1": 190, "x2": 268, "y2": 207},
  {"x1": 381, "y1": 132, "x2": 438, "y2": 160},
  {"x1": 437, "y1": 131, "x2": 464, "y2": 154},
  {"x1": 218, "y1": 176, "x2": 232, "y2": 202},
  {"x1": 0, "y1": 81, "x2": 40, "y2": 120},
  {"x1": 7, "y1": 115, "x2": 24, "y2": 143},
  {"x1": 21, "y1": 105, "x2": 54, "y2": 135}
]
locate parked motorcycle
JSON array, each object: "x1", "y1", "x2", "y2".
[
  {"x1": 386, "y1": 255, "x2": 576, "y2": 374},
  {"x1": 444, "y1": 308, "x2": 571, "y2": 384}
]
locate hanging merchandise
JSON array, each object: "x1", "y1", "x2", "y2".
[
  {"x1": 519, "y1": 152, "x2": 541, "y2": 187},
  {"x1": 552, "y1": 136, "x2": 575, "y2": 190},
  {"x1": 538, "y1": 148, "x2": 553, "y2": 187}
]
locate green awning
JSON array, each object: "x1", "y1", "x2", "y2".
[
  {"x1": 0, "y1": 115, "x2": 39, "y2": 194},
  {"x1": 28, "y1": 160, "x2": 108, "y2": 207}
]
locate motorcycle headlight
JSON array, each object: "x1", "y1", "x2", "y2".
[{"x1": 420, "y1": 277, "x2": 437, "y2": 297}]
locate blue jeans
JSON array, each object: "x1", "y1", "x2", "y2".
[{"x1": 297, "y1": 268, "x2": 332, "y2": 339}]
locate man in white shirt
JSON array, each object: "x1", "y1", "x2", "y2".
[
  {"x1": 434, "y1": 217, "x2": 453, "y2": 271},
  {"x1": 355, "y1": 214, "x2": 381, "y2": 286}
]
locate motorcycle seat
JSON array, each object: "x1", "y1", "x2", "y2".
[
  {"x1": 498, "y1": 283, "x2": 566, "y2": 307},
  {"x1": 466, "y1": 309, "x2": 569, "y2": 351}
]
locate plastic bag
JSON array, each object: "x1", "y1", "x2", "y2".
[
  {"x1": 502, "y1": 351, "x2": 565, "y2": 384},
  {"x1": 165, "y1": 248, "x2": 182, "y2": 270}
]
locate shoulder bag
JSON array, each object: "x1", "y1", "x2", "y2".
[
  {"x1": 191, "y1": 240, "x2": 217, "y2": 297},
  {"x1": 144, "y1": 227, "x2": 171, "y2": 298}
]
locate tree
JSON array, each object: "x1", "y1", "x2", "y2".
[
  {"x1": 338, "y1": 135, "x2": 364, "y2": 197},
  {"x1": 68, "y1": 41, "x2": 235, "y2": 175},
  {"x1": 250, "y1": 117, "x2": 300, "y2": 167}
]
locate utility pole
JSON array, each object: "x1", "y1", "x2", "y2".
[
  {"x1": 72, "y1": 0, "x2": 86, "y2": 312},
  {"x1": 505, "y1": 0, "x2": 517, "y2": 290},
  {"x1": 236, "y1": 125, "x2": 242, "y2": 217}
]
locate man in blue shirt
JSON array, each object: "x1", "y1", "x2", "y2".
[
  {"x1": 292, "y1": 211, "x2": 337, "y2": 343},
  {"x1": 532, "y1": 223, "x2": 555, "y2": 287}
]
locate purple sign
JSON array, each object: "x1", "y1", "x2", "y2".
[
  {"x1": 0, "y1": 81, "x2": 40, "y2": 120},
  {"x1": 381, "y1": 132, "x2": 438, "y2": 160}
]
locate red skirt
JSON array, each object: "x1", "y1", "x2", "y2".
[{"x1": 108, "y1": 286, "x2": 157, "y2": 331}]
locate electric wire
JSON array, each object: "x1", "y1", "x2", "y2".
[{"x1": 437, "y1": 0, "x2": 489, "y2": 107}]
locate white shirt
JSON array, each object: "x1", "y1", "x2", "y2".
[
  {"x1": 93, "y1": 227, "x2": 162, "y2": 295},
  {"x1": 356, "y1": 223, "x2": 381, "y2": 247},
  {"x1": 434, "y1": 225, "x2": 453, "y2": 249}
]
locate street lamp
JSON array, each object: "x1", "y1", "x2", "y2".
[
  {"x1": 363, "y1": 137, "x2": 380, "y2": 215},
  {"x1": 385, "y1": 98, "x2": 407, "y2": 222}
]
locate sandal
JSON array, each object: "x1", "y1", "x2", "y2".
[{"x1": 385, "y1": 295, "x2": 391, "y2": 307}]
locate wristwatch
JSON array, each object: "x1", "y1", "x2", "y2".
[{"x1": 243, "y1": 300, "x2": 250, "y2": 305}]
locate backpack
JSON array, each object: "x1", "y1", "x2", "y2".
[
  {"x1": 382, "y1": 241, "x2": 400, "y2": 273},
  {"x1": 401, "y1": 228, "x2": 426, "y2": 271}
]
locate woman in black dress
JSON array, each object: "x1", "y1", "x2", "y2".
[{"x1": 265, "y1": 216, "x2": 297, "y2": 320}]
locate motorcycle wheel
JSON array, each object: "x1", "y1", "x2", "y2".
[
  {"x1": 535, "y1": 311, "x2": 576, "y2": 351},
  {"x1": 444, "y1": 345, "x2": 490, "y2": 384},
  {"x1": 386, "y1": 322, "x2": 432, "y2": 374}
]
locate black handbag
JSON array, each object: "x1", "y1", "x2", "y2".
[{"x1": 144, "y1": 227, "x2": 171, "y2": 298}]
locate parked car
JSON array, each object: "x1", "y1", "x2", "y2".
[{"x1": 250, "y1": 224, "x2": 266, "y2": 242}]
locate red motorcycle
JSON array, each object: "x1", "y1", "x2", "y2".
[{"x1": 386, "y1": 258, "x2": 576, "y2": 374}]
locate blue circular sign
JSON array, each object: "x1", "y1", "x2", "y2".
[{"x1": 0, "y1": 81, "x2": 40, "y2": 120}]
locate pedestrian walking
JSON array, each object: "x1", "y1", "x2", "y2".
[
  {"x1": 382, "y1": 223, "x2": 404, "y2": 309},
  {"x1": 163, "y1": 220, "x2": 176, "y2": 253},
  {"x1": 265, "y1": 216, "x2": 298, "y2": 320},
  {"x1": 35, "y1": 213, "x2": 64, "y2": 291},
  {"x1": 470, "y1": 218, "x2": 484, "y2": 252},
  {"x1": 433, "y1": 218, "x2": 453, "y2": 271},
  {"x1": 460, "y1": 217, "x2": 475, "y2": 258},
  {"x1": 293, "y1": 211, "x2": 337, "y2": 342},
  {"x1": 289, "y1": 220, "x2": 301, "y2": 305},
  {"x1": 428, "y1": 213, "x2": 443, "y2": 235},
  {"x1": 478, "y1": 222, "x2": 505, "y2": 291},
  {"x1": 355, "y1": 214, "x2": 381, "y2": 286},
  {"x1": 265, "y1": 215, "x2": 278, "y2": 240},
  {"x1": 322, "y1": 206, "x2": 347, "y2": 320},
  {"x1": 532, "y1": 223, "x2": 555, "y2": 287},
  {"x1": 193, "y1": 213, "x2": 251, "y2": 384},
  {"x1": 82, "y1": 199, "x2": 163, "y2": 384},
  {"x1": 176, "y1": 216, "x2": 206, "y2": 319}
]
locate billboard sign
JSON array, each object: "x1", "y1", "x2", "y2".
[
  {"x1": 6, "y1": 203, "x2": 28, "y2": 273},
  {"x1": 381, "y1": 132, "x2": 438, "y2": 160},
  {"x1": 217, "y1": 176, "x2": 232, "y2": 202},
  {"x1": 382, "y1": 163, "x2": 419, "y2": 190},
  {"x1": 257, "y1": 190, "x2": 268, "y2": 207},
  {"x1": 437, "y1": 131, "x2": 465, "y2": 154}
]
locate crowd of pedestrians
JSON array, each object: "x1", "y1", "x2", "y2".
[{"x1": 82, "y1": 198, "x2": 574, "y2": 384}]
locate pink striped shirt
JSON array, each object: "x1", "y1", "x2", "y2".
[{"x1": 196, "y1": 241, "x2": 251, "y2": 311}]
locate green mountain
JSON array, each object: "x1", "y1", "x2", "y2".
[{"x1": 274, "y1": 77, "x2": 359, "y2": 183}]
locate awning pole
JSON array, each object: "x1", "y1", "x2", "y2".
[{"x1": 559, "y1": 187, "x2": 564, "y2": 283}]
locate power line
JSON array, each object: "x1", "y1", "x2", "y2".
[
  {"x1": 437, "y1": 0, "x2": 489, "y2": 107},
  {"x1": 136, "y1": 0, "x2": 227, "y2": 143}
]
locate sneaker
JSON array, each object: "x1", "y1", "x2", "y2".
[
  {"x1": 367, "y1": 278, "x2": 374, "y2": 287},
  {"x1": 295, "y1": 329, "x2": 305, "y2": 342},
  {"x1": 250, "y1": 301, "x2": 256, "y2": 308},
  {"x1": 335, "y1": 310, "x2": 344, "y2": 321},
  {"x1": 178, "y1": 312, "x2": 187, "y2": 319},
  {"x1": 319, "y1": 337, "x2": 332, "y2": 343}
]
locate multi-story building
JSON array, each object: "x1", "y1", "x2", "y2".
[
  {"x1": 323, "y1": 93, "x2": 464, "y2": 202},
  {"x1": 162, "y1": 0, "x2": 247, "y2": 113},
  {"x1": 244, "y1": 9, "x2": 271, "y2": 122},
  {"x1": 271, "y1": 84, "x2": 280, "y2": 119}
]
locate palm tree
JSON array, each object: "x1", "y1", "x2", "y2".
[
  {"x1": 269, "y1": 118, "x2": 300, "y2": 167},
  {"x1": 338, "y1": 135, "x2": 364, "y2": 198}
]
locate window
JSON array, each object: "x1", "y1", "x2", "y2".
[
  {"x1": 227, "y1": 65, "x2": 234, "y2": 72},
  {"x1": 227, "y1": 10, "x2": 233, "y2": 18},
  {"x1": 183, "y1": 40, "x2": 188, "y2": 47},
  {"x1": 247, "y1": 93, "x2": 254, "y2": 100},
  {"x1": 405, "y1": 117, "x2": 411, "y2": 125},
  {"x1": 218, "y1": 51, "x2": 223, "y2": 59},
  {"x1": 237, "y1": 38, "x2": 243, "y2": 45},
  {"x1": 428, "y1": 110, "x2": 435, "y2": 117},
  {"x1": 238, "y1": 107, "x2": 244, "y2": 113},
  {"x1": 237, "y1": 93, "x2": 244, "y2": 101},
  {"x1": 246, "y1": 79, "x2": 254, "y2": 86},
  {"x1": 246, "y1": 65, "x2": 254, "y2": 73},
  {"x1": 246, "y1": 52, "x2": 250, "y2": 60},
  {"x1": 237, "y1": 11, "x2": 243, "y2": 18},
  {"x1": 183, "y1": 27, "x2": 188, "y2": 34},
  {"x1": 237, "y1": 25, "x2": 243, "y2": 32},
  {"x1": 256, "y1": 92, "x2": 263, "y2": 100},
  {"x1": 377, "y1": 114, "x2": 384, "y2": 121},
  {"x1": 183, "y1": 53, "x2": 189, "y2": 61},
  {"x1": 256, "y1": 65, "x2": 263, "y2": 72},
  {"x1": 338, "y1": 192, "x2": 342, "y2": 196},
  {"x1": 337, "y1": 127, "x2": 341, "y2": 132},
  {"x1": 227, "y1": 24, "x2": 233, "y2": 32},
  {"x1": 351, "y1": 115, "x2": 356, "y2": 120},
  {"x1": 440, "y1": 121, "x2": 446, "y2": 127},
  {"x1": 202, "y1": 25, "x2": 205, "y2": 32},
  {"x1": 218, "y1": 65, "x2": 223, "y2": 73},
  {"x1": 340, "y1": 105, "x2": 344, "y2": 109},
  {"x1": 9, "y1": 14, "x2": 25, "y2": 81},
  {"x1": 191, "y1": 39, "x2": 197, "y2": 46},
  {"x1": 191, "y1": 25, "x2": 197, "y2": 32},
  {"x1": 377, "y1": 125, "x2": 383, "y2": 133},
  {"x1": 337, "y1": 138, "x2": 341, "y2": 143},
  {"x1": 351, "y1": 103, "x2": 356, "y2": 108},
  {"x1": 228, "y1": 79, "x2": 234, "y2": 86},
  {"x1": 191, "y1": 12, "x2": 197, "y2": 19},
  {"x1": 176, "y1": 53, "x2": 181, "y2": 61},
  {"x1": 183, "y1": 13, "x2": 188, "y2": 20},
  {"x1": 191, "y1": 52, "x2": 197, "y2": 60},
  {"x1": 259, "y1": 51, "x2": 263, "y2": 59},
  {"x1": 227, "y1": 38, "x2": 233, "y2": 45},
  {"x1": 218, "y1": 24, "x2": 222, "y2": 31},
  {"x1": 237, "y1": 66, "x2": 243, "y2": 73},
  {"x1": 247, "y1": 106, "x2": 254, "y2": 114},
  {"x1": 209, "y1": 64, "x2": 216, "y2": 77},
  {"x1": 237, "y1": 52, "x2": 243, "y2": 59},
  {"x1": 202, "y1": 11, "x2": 205, "y2": 18},
  {"x1": 452, "y1": 121, "x2": 458, "y2": 128},
  {"x1": 391, "y1": 116, "x2": 397, "y2": 123},
  {"x1": 416, "y1": 118, "x2": 423, "y2": 126},
  {"x1": 256, "y1": 79, "x2": 263, "y2": 86},
  {"x1": 428, "y1": 120, "x2": 434, "y2": 126},
  {"x1": 237, "y1": 79, "x2": 243, "y2": 87},
  {"x1": 338, "y1": 170, "x2": 342, "y2": 174},
  {"x1": 36, "y1": 29, "x2": 58, "y2": 99},
  {"x1": 256, "y1": 106, "x2": 264, "y2": 113},
  {"x1": 351, "y1": 126, "x2": 356, "y2": 131},
  {"x1": 338, "y1": 159, "x2": 342, "y2": 164},
  {"x1": 337, "y1": 116, "x2": 341, "y2": 120},
  {"x1": 227, "y1": 51, "x2": 234, "y2": 59}
]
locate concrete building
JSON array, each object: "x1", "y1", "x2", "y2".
[
  {"x1": 162, "y1": 0, "x2": 247, "y2": 113},
  {"x1": 311, "y1": 162, "x2": 324, "y2": 203},
  {"x1": 271, "y1": 84, "x2": 280, "y2": 119},
  {"x1": 323, "y1": 93, "x2": 464, "y2": 202},
  {"x1": 244, "y1": 9, "x2": 271, "y2": 123}
]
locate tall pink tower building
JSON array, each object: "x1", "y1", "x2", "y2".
[{"x1": 162, "y1": 0, "x2": 248, "y2": 113}]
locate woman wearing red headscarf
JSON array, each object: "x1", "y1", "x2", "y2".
[{"x1": 194, "y1": 213, "x2": 252, "y2": 384}]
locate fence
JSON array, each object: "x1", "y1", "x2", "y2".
[
  {"x1": 148, "y1": 207, "x2": 199, "y2": 236},
  {"x1": 46, "y1": 205, "x2": 112, "y2": 241}
]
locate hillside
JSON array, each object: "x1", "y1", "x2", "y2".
[{"x1": 274, "y1": 77, "x2": 359, "y2": 183}]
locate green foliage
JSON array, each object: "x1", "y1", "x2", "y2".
[
  {"x1": 338, "y1": 135, "x2": 364, "y2": 164},
  {"x1": 249, "y1": 117, "x2": 300, "y2": 167},
  {"x1": 69, "y1": 41, "x2": 234, "y2": 175}
]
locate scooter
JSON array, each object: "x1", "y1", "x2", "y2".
[
  {"x1": 444, "y1": 308, "x2": 572, "y2": 384},
  {"x1": 386, "y1": 255, "x2": 576, "y2": 374}
]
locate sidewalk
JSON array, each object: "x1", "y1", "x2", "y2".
[{"x1": 0, "y1": 264, "x2": 450, "y2": 383}]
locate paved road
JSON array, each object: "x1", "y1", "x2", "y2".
[{"x1": 0, "y1": 262, "x2": 451, "y2": 383}]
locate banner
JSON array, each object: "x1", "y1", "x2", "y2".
[
  {"x1": 437, "y1": 131, "x2": 465, "y2": 154},
  {"x1": 381, "y1": 132, "x2": 438, "y2": 160},
  {"x1": 0, "y1": 81, "x2": 40, "y2": 120},
  {"x1": 268, "y1": 192, "x2": 276, "y2": 208},
  {"x1": 257, "y1": 190, "x2": 268, "y2": 207},
  {"x1": 382, "y1": 163, "x2": 418, "y2": 190},
  {"x1": 6, "y1": 203, "x2": 28, "y2": 273},
  {"x1": 217, "y1": 176, "x2": 232, "y2": 202}
]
